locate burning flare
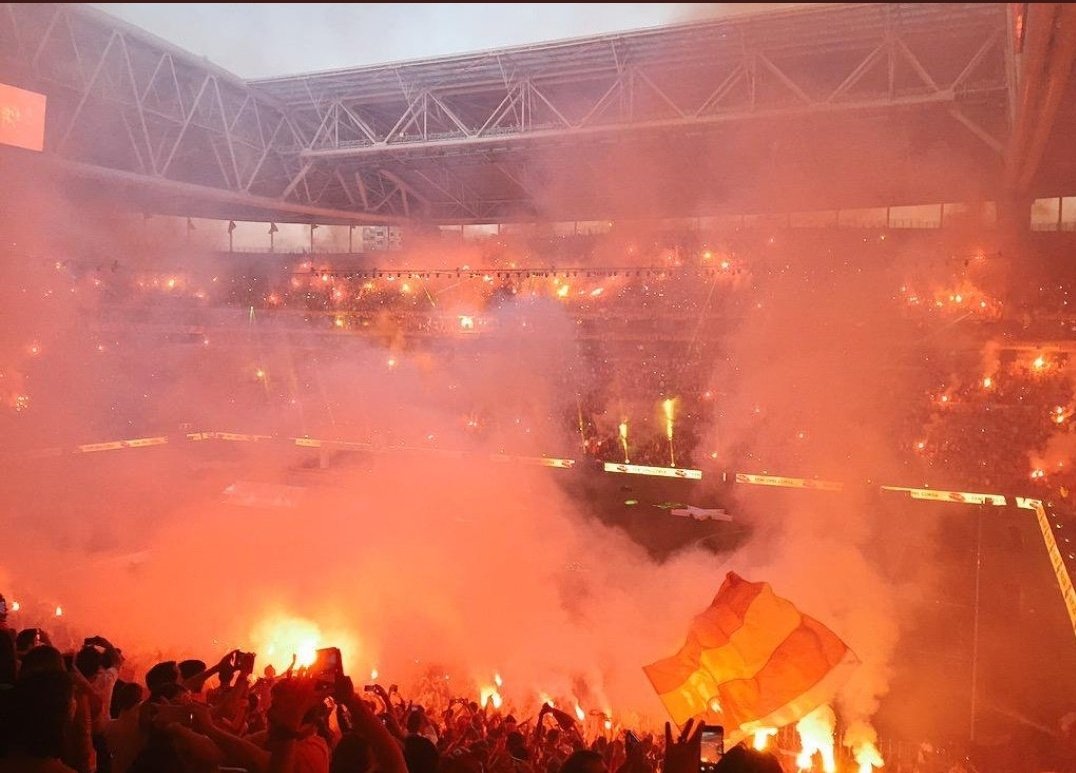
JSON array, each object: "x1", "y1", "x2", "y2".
[
  {"x1": 479, "y1": 686, "x2": 503, "y2": 709},
  {"x1": 618, "y1": 421, "x2": 630, "y2": 463},
  {"x1": 796, "y1": 705, "x2": 837, "y2": 773},
  {"x1": 752, "y1": 727, "x2": 777, "y2": 751},
  {"x1": 845, "y1": 721, "x2": 885, "y2": 773},
  {"x1": 250, "y1": 614, "x2": 357, "y2": 672},
  {"x1": 853, "y1": 741, "x2": 884, "y2": 773}
]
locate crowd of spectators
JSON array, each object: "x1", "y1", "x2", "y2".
[
  {"x1": 4, "y1": 608, "x2": 1068, "y2": 773},
  {"x1": 0, "y1": 609, "x2": 796, "y2": 773},
  {"x1": 13, "y1": 227, "x2": 1076, "y2": 483}
]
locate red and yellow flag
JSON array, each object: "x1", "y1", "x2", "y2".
[
  {"x1": 644, "y1": 572, "x2": 856, "y2": 736},
  {"x1": 0, "y1": 82, "x2": 47, "y2": 152}
]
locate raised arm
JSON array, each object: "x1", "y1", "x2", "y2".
[
  {"x1": 190, "y1": 702, "x2": 270, "y2": 773},
  {"x1": 339, "y1": 677, "x2": 408, "y2": 773}
]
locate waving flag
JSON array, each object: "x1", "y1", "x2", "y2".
[{"x1": 644, "y1": 572, "x2": 856, "y2": 738}]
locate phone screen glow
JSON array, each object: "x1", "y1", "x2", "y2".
[{"x1": 700, "y1": 729, "x2": 724, "y2": 766}]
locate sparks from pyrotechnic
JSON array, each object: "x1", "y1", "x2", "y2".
[
  {"x1": 10, "y1": 601, "x2": 19, "y2": 612},
  {"x1": 1033, "y1": 355, "x2": 1047, "y2": 370},
  {"x1": 982, "y1": 376, "x2": 993, "y2": 389},
  {"x1": 576, "y1": 399, "x2": 588, "y2": 451},
  {"x1": 663, "y1": 398, "x2": 676, "y2": 467},
  {"x1": 557, "y1": 284, "x2": 570, "y2": 298},
  {"x1": 370, "y1": 668, "x2": 378, "y2": 681}
]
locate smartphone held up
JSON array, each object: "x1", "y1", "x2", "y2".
[
  {"x1": 309, "y1": 646, "x2": 343, "y2": 689},
  {"x1": 699, "y1": 724, "x2": 724, "y2": 773}
]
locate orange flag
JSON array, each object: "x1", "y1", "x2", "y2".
[
  {"x1": 0, "y1": 82, "x2": 47, "y2": 152},
  {"x1": 644, "y1": 572, "x2": 857, "y2": 737}
]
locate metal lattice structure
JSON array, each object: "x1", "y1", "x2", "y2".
[
  {"x1": 254, "y1": 2, "x2": 1013, "y2": 222},
  {"x1": 0, "y1": 2, "x2": 400, "y2": 223},
  {"x1": 1, "y1": 2, "x2": 1016, "y2": 224}
]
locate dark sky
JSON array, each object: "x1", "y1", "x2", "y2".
[{"x1": 92, "y1": 3, "x2": 800, "y2": 79}]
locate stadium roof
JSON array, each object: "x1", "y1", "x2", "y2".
[{"x1": 2, "y1": 2, "x2": 1072, "y2": 224}]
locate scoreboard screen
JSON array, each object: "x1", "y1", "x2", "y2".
[{"x1": 0, "y1": 82, "x2": 46, "y2": 152}]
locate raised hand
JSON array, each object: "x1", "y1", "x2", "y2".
[
  {"x1": 216, "y1": 650, "x2": 238, "y2": 671},
  {"x1": 663, "y1": 719, "x2": 703, "y2": 773},
  {"x1": 268, "y1": 677, "x2": 327, "y2": 734},
  {"x1": 334, "y1": 674, "x2": 356, "y2": 704}
]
